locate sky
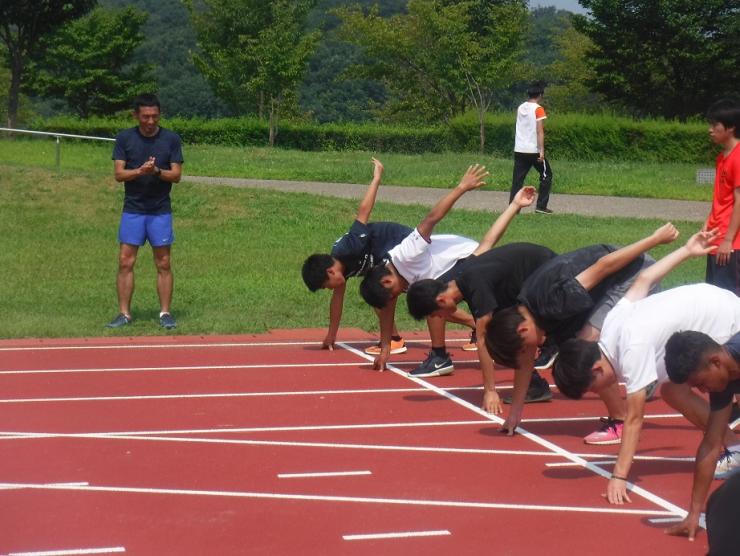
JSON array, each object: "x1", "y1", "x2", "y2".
[{"x1": 530, "y1": 0, "x2": 588, "y2": 14}]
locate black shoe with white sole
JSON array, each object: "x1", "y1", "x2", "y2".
[{"x1": 409, "y1": 352, "x2": 454, "y2": 377}]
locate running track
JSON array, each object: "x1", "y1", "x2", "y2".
[{"x1": 0, "y1": 329, "x2": 722, "y2": 555}]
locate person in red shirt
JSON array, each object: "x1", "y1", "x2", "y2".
[{"x1": 704, "y1": 98, "x2": 740, "y2": 294}]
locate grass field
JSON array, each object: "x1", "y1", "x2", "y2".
[
  {"x1": 0, "y1": 161, "x2": 708, "y2": 339},
  {"x1": 0, "y1": 136, "x2": 712, "y2": 200}
]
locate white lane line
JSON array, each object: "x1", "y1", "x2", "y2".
[
  {"x1": 0, "y1": 359, "x2": 481, "y2": 376},
  {"x1": 522, "y1": 413, "x2": 683, "y2": 423},
  {"x1": 545, "y1": 454, "x2": 694, "y2": 467},
  {"x1": 545, "y1": 460, "x2": 616, "y2": 468},
  {"x1": 0, "y1": 482, "x2": 677, "y2": 517},
  {"x1": 336, "y1": 341, "x2": 691, "y2": 519},
  {"x1": 648, "y1": 514, "x2": 707, "y2": 528},
  {"x1": 8, "y1": 547, "x2": 125, "y2": 556},
  {"x1": 343, "y1": 530, "x2": 450, "y2": 541},
  {"x1": 0, "y1": 338, "x2": 470, "y2": 352},
  {"x1": 0, "y1": 481, "x2": 89, "y2": 490},
  {"x1": 278, "y1": 470, "x2": 372, "y2": 479},
  {"x1": 0, "y1": 386, "x2": 483, "y2": 404}
]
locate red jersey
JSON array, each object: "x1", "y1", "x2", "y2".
[{"x1": 706, "y1": 144, "x2": 740, "y2": 248}]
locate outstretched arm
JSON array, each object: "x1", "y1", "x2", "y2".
[
  {"x1": 604, "y1": 389, "x2": 647, "y2": 504},
  {"x1": 416, "y1": 164, "x2": 489, "y2": 241},
  {"x1": 576, "y1": 222, "x2": 679, "y2": 292},
  {"x1": 666, "y1": 404, "x2": 731, "y2": 541},
  {"x1": 625, "y1": 229, "x2": 719, "y2": 302},
  {"x1": 474, "y1": 186, "x2": 536, "y2": 255},
  {"x1": 356, "y1": 158, "x2": 384, "y2": 224},
  {"x1": 477, "y1": 314, "x2": 502, "y2": 414}
]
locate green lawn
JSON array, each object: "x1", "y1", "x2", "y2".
[
  {"x1": 0, "y1": 136, "x2": 712, "y2": 200},
  {"x1": 0, "y1": 163, "x2": 708, "y2": 339}
]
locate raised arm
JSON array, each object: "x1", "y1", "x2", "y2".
[
  {"x1": 576, "y1": 222, "x2": 679, "y2": 292},
  {"x1": 416, "y1": 164, "x2": 489, "y2": 241},
  {"x1": 474, "y1": 186, "x2": 536, "y2": 255},
  {"x1": 356, "y1": 158, "x2": 384, "y2": 224},
  {"x1": 625, "y1": 229, "x2": 719, "y2": 302}
]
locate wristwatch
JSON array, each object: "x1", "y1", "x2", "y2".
[{"x1": 154, "y1": 166, "x2": 162, "y2": 177}]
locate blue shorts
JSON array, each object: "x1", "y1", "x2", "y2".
[{"x1": 118, "y1": 212, "x2": 174, "y2": 247}]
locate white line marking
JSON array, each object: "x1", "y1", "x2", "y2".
[
  {"x1": 0, "y1": 482, "x2": 677, "y2": 517},
  {"x1": 0, "y1": 359, "x2": 482, "y2": 376},
  {"x1": 521, "y1": 413, "x2": 683, "y2": 423},
  {"x1": 335, "y1": 341, "x2": 691, "y2": 520},
  {"x1": 278, "y1": 470, "x2": 371, "y2": 479},
  {"x1": 0, "y1": 387, "x2": 482, "y2": 404},
  {"x1": 545, "y1": 460, "x2": 616, "y2": 468},
  {"x1": 544, "y1": 455, "x2": 694, "y2": 467},
  {"x1": 0, "y1": 481, "x2": 89, "y2": 490},
  {"x1": 648, "y1": 513, "x2": 707, "y2": 529},
  {"x1": 343, "y1": 530, "x2": 450, "y2": 541},
  {"x1": 0, "y1": 338, "x2": 470, "y2": 352},
  {"x1": 8, "y1": 548, "x2": 125, "y2": 556}
]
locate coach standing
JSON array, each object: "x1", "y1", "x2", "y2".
[
  {"x1": 106, "y1": 93, "x2": 183, "y2": 330},
  {"x1": 509, "y1": 82, "x2": 553, "y2": 214}
]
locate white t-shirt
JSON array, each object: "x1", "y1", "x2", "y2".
[
  {"x1": 514, "y1": 101, "x2": 547, "y2": 154},
  {"x1": 387, "y1": 228, "x2": 478, "y2": 284},
  {"x1": 598, "y1": 283, "x2": 740, "y2": 394}
]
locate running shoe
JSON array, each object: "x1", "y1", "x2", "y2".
[
  {"x1": 365, "y1": 339, "x2": 407, "y2": 355},
  {"x1": 105, "y1": 313, "x2": 132, "y2": 329},
  {"x1": 715, "y1": 447, "x2": 740, "y2": 480},
  {"x1": 535, "y1": 207, "x2": 554, "y2": 215},
  {"x1": 409, "y1": 352, "x2": 454, "y2": 377},
  {"x1": 159, "y1": 312, "x2": 177, "y2": 330},
  {"x1": 583, "y1": 417, "x2": 624, "y2": 445},
  {"x1": 461, "y1": 330, "x2": 478, "y2": 351},
  {"x1": 730, "y1": 402, "x2": 740, "y2": 430},
  {"x1": 534, "y1": 344, "x2": 558, "y2": 370},
  {"x1": 502, "y1": 371, "x2": 553, "y2": 403}
]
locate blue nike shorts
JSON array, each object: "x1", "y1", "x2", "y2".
[{"x1": 118, "y1": 212, "x2": 175, "y2": 247}]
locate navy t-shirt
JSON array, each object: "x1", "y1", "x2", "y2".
[
  {"x1": 518, "y1": 244, "x2": 647, "y2": 344},
  {"x1": 112, "y1": 127, "x2": 184, "y2": 214},
  {"x1": 456, "y1": 243, "x2": 556, "y2": 319},
  {"x1": 710, "y1": 331, "x2": 740, "y2": 411},
  {"x1": 331, "y1": 220, "x2": 412, "y2": 278}
]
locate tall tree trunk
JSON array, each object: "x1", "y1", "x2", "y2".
[
  {"x1": 479, "y1": 108, "x2": 486, "y2": 153},
  {"x1": 268, "y1": 96, "x2": 276, "y2": 147},
  {"x1": 7, "y1": 49, "x2": 23, "y2": 129}
]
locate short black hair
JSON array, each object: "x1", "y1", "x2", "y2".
[
  {"x1": 664, "y1": 330, "x2": 721, "y2": 384},
  {"x1": 134, "y1": 93, "x2": 161, "y2": 111},
  {"x1": 406, "y1": 279, "x2": 447, "y2": 320},
  {"x1": 552, "y1": 339, "x2": 601, "y2": 399},
  {"x1": 707, "y1": 98, "x2": 740, "y2": 138},
  {"x1": 485, "y1": 306, "x2": 526, "y2": 369},
  {"x1": 527, "y1": 81, "x2": 546, "y2": 99},
  {"x1": 302, "y1": 254, "x2": 334, "y2": 292},
  {"x1": 360, "y1": 264, "x2": 393, "y2": 309}
]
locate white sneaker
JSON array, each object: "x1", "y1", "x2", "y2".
[{"x1": 714, "y1": 447, "x2": 740, "y2": 480}]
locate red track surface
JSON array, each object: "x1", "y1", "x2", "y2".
[{"x1": 0, "y1": 329, "x2": 724, "y2": 555}]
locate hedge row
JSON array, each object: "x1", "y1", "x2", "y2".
[{"x1": 31, "y1": 113, "x2": 714, "y2": 163}]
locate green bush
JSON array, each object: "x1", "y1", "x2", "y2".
[{"x1": 31, "y1": 112, "x2": 713, "y2": 163}]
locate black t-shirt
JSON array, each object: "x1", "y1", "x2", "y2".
[
  {"x1": 710, "y1": 331, "x2": 740, "y2": 411},
  {"x1": 112, "y1": 127, "x2": 184, "y2": 214},
  {"x1": 518, "y1": 244, "x2": 647, "y2": 344},
  {"x1": 331, "y1": 220, "x2": 412, "y2": 278},
  {"x1": 456, "y1": 243, "x2": 556, "y2": 319}
]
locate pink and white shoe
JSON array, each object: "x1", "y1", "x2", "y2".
[{"x1": 584, "y1": 417, "x2": 624, "y2": 445}]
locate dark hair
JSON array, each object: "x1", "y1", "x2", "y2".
[
  {"x1": 664, "y1": 330, "x2": 721, "y2": 384},
  {"x1": 485, "y1": 306, "x2": 526, "y2": 369},
  {"x1": 707, "y1": 98, "x2": 740, "y2": 138},
  {"x1": 527, "y1": 81, "x2": 546, "y2": 99},
  {"x1": 133, "y1": 93, "x2": 161, "y2": 111},
  {"x1": 301, "y1": 254, "x2": 334, "y2": 292},
  {"x1": 406, "y1": 279, "x2": 447, "y2": 320},
  {"x1": 360, "y1": 264, "x2": 393, "y2": 308},
  {"x1": 552, "y1": 339, "x2": 601, "y2": 399}
]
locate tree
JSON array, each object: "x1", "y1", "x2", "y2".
[
  {"x1": 27, "y1": 7, "x2": 155, "y2": 118},
  {"x1": 0, "y1": 0, "x2": 96, "y2": 127},
  {"x1": 185, "y1": 0, "x2": 320, "y2": 146},
  {"x1": 575, "y1": 0, "x2": 740, "y2": 120},
  {"x1": 335, "y1": 0, "x2": 526, "y2": 138}
]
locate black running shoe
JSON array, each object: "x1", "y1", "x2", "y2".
[
  {"x1": 105, "y1": 313, "x2": 132, "y2": 329},
  {"x1": 503, "y1": 371, "x2": 553, "y2": 403},
  {"x1": 534, "y1": 343, "x2": 558, "y2": 370},
  {"x1": 409, "y1": 352, "x2": 454, "y2": 377}
]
